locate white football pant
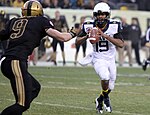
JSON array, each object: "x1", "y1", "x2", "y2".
[{"x1": 93, "y1": 58, "x2": 116, "y2": 90}]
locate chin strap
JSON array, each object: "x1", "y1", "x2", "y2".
[{"x1": 95, "y1": 19, "x2": 108, "y2": 29}]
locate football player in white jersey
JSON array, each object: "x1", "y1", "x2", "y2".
[{"x1": 76, "y1": 2, "x2": 124, "y2": 114}]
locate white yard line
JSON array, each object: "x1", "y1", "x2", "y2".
[
  {"x1": 5, "y1": 99, "x2": 143, "y2": 115},
  {"x1": 85, "y1": 81, "x2": 147, "y2": 86},
  {"x1": 117, "y1": 73, "x2": 150, "y2": 77},
  {"x1": 47, "y1": 81, "x2": 64, "y2": 85},
  {"x1": 39, "y1": 73, "x2": 150, "y2": 79},
  {"x1": 115, "y1": 82, "x2": 145, "y2": 86},
  {"x1": 0, "y1": 82, "x2": 146, "y2": 115},
  {"x1": 42, "y1": 85, "x2": 150, "y2": 96},
  {"x1": 0, "y1": 83, "x2": 9, "y2": 86},
  {"x1": 1, "y1": 82, "x2": 150, "y2": 96}
]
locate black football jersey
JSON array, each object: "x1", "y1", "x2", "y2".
[{"x1": 0, "y1": 16, "x2": 53, "y2": 60}]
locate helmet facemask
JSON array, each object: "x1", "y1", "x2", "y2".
[{"x1": 93, "y1": 10, "x2": 110, "y2": 28}]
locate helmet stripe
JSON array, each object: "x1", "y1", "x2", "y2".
[{"x1": 27, "y1": 1, "x2": 33, "y2": 16}]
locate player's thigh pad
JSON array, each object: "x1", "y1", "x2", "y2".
[{"x1": 93, "y1": 59, "x2": 110, "y2": 80}]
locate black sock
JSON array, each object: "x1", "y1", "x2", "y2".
[{"x1": 102, "y1": 89, "x2": 110, "y2": 98}]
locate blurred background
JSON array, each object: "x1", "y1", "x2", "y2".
[{"x1": 0, "y1": 0, "x2": 150, "y2": 67}]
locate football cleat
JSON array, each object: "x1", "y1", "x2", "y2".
[
  {"x1": 95, "y1": 97, "x2": 103, "y2": 114},
  {"x1": 103, "y1": 97, "x2": 112, "y2": 113},
  {"x1": 142, "y1": 60, "x2": 148, "y2": 71}
]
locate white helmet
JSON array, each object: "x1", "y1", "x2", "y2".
[
  {"x1": 93, "y1": 2, "x2": 111, "y2": 28},
  {"x1": 94, "y1": 2, "x2": 110, "y2": 15}
]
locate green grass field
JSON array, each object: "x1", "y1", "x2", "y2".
[{"x1": 0, "y1": 66, "x2": 150, "y2": 115}]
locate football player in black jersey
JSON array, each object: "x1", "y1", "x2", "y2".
[{"x1": 0, "y1": 1, "x2": 76, "y2": 115}]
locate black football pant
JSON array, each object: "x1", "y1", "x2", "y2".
[
  {"x1": 52, "y1": 39, "x2": 64, "y2": 52},
  {"x1": 1, "y1": 58, "x2": 41, "y2": 115}
]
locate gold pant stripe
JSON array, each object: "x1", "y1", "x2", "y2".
[
  {"x1": 11, "y1": 61, "x2": 19, "y2": 100},
  {"x1": 16, "y1": 60, "x2": 25, "y2": 106},
  {"x1": 11, "y1": 60, "x2": 25, "y2": 106}
]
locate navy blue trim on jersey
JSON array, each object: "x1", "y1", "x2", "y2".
[
  {"x1": 84, "y1": 21, "x2": 94, "y2": 25},
  {"x1": 114, "y1": 33, "x2": 123, "y2": 40},
  {"x1": 82, "y1": 21, "x2": 95, "y2": 34},
  {"x1": 78, "y1": 19, "x2": 123, "y2": 41},
  {"x1": 110, "y1": 20, "x2": 123, "y2": 33}
]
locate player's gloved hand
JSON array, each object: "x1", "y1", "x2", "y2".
[{"x1": 69, "y1": 27, "x2": 76, "y2": 38}]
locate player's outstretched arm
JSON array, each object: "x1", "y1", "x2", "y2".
[
  {"x1": 46, "y1": 27, "x2": 76, "y2": 42},
  {"x1": 76, "y1": 35, "x2": 88, "y2": 45},
  {"x1": 75, "y1": 30, "x2": 89, "y2": 45}
]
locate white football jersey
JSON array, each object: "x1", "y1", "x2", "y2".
[{"x1": 82, "y1": 19, "x2": 123, "y2": 60}]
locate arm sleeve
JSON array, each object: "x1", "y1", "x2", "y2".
[
  {"x1": 42, "y1": 17, "x2": 54, "y2": 30},
  {"x1": 77, "y1": 30, "x2": 87, "y2": 37},
  {"x1": 77, "y1": 23, "x2": 87, "y2": 37},
  {"x1": 114, "y1": 32, "x2": 124, "y2": 40},
  {"x1": 114, "y1": 21, "x2": 124, "y2": 41}
]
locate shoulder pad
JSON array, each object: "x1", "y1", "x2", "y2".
[
  {"x1": 81, "y1": 19, "x2": 94, "y2": 34},
  {"x1": 84, "y1": 19, "x2": 94, "y2": 24}
]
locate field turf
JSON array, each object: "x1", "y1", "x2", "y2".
[{"x1": 0, "y1": 66, "x2": 150, "y2": 115}]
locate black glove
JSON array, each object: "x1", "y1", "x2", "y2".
[{"x1": 69, "y1": 27, "x2": 76, "y2": 38}]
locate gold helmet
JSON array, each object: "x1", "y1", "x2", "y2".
[
  {"x1": 44, "y1": 37, "x2": 51, "y2": 48},
  {"x1": 21, "y1": 0, "x2": 43, "y2": 16}
]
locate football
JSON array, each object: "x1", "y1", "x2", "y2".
[{"x1": 88, "y1": 27, "x2": 99, "y2": 44}]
